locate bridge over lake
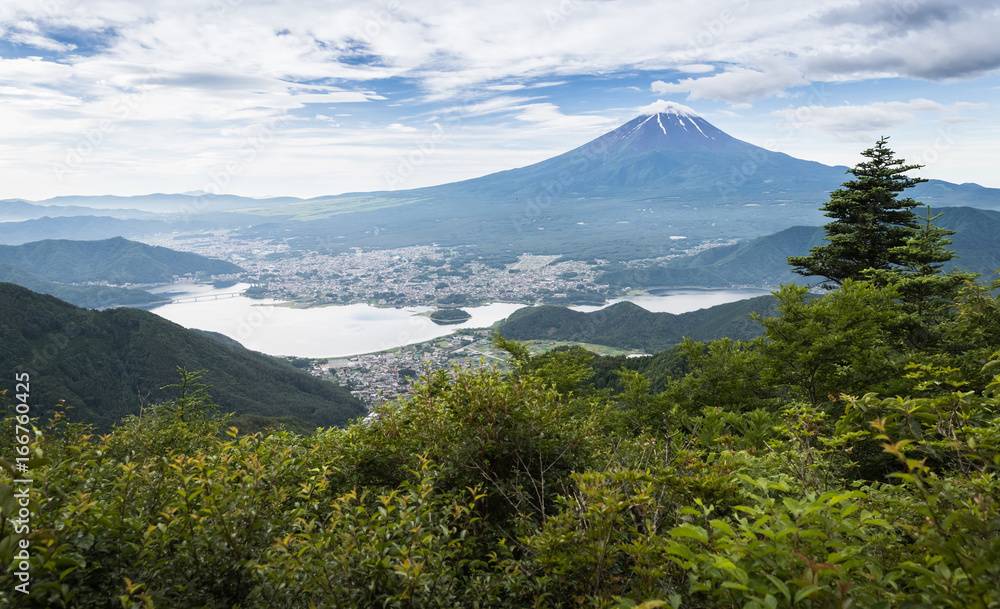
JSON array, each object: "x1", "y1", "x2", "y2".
[{"x1": 103, "y1": 290, "x2": 247, "y2": 310}]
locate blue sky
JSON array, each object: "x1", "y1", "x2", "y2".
[{"x1": 1, "y1": 0, "x2": 998, "y2": 201}]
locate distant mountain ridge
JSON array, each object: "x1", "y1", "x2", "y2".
[
  {"x1": 599, "y1": 206, "x2": 1000, "y2": 289},
  {"x1": 495, "y1": 295, "x2": 780, "y2": 353},
  {"x1": 0, "y1": 199, "x2": 159, "y2": 222},
  {"x1": 223, "y1": 106, "x2": 1000, "y2": 260},
  {"x1": 0, "y1": 283, "x2": 365, "y2": 430},
  {"x1": 35, "y1": 192, "x2": 301, "y2": 212},
  {"x1": 7, "y1": 105, "x2": 1000, "y2": 261},
  {"x1": 0, "y1": 236, "x2": 243, "y2": 284}
]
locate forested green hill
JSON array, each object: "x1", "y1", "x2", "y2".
[
  {"x1": 495, "y1": 295, "x2": 780, "y2": 352},
  {"x1": 0, "y1": 283, "x2": 364, "y2": 430},
  {"x1": 0, "y1": 264, "x2": 160, "y2": 309},
  {"x1": 0, "y1": 236, "x2": 242, "y2": 283}
]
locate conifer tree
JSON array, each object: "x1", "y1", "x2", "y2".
[
  {"x1": 866, "y1": 206, "x2": 976, "y2": 317},
  {"x1": 788, "y1": 136, "x2": 925, "y2": 287}
]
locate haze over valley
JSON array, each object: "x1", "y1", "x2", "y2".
[{"x1": 4, "y1": 106, "x2": 1000, "y2": 409}]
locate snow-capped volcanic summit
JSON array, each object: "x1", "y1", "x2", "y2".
[
  {"x1": 637, "y1": 99, "x2": 700, "y2": 118},
  {"x1": 253, "y1": 101, "x2": 999, "y2": 261},
  {"x1": 422, "y1": 100, "x2": 815, "y2": 197},
  {"x1": 589, "y1": 100, "x2": 737, "y2": 156}
]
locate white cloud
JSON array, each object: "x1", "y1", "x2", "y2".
[
  {"x1": 1, "y1": 0, "x2": 999, "y2": 197},
  {"x1": 652, "y1": 62, "x2": 807, "y2": 103},
  {"x1": 386, "y1": 123, "x2": 418, "y2": 132},
  {"x1": 512, "y1": 103, "x2": 613, "y2": 131},
  {"x1": 7, "y1": 31, "x2": 76, "y2": 52},
  {"x1": 770, "y1": 99, "x2": 963, "y2": 140},
  {"x1": 677, "y1": 64, "x2": 716, "y2": 74}
]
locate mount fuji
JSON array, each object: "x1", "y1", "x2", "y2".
[
  {"x1": 8, "y1": 103, "x2": 996, "y2": 260},
  {"x1": 442, "y1": 101, "x2": 842, "y2": 200},
  {"x1": 242, "y1": 101, "x2": 998, "y2": 260}
]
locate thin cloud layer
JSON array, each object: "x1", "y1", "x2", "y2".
[
  {"x1": 771, "y1": 99, "x2": 966, "y2": 141},
  {"x1": 0, "y1": 0, "x2": 997, "y2": 198}
]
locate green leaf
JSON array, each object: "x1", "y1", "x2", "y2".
[
  {"x1": 764, "y1": 574, "x2": 791, "y2": 602},
  {"x1": 664, "y1": 541, "x2": 694, "y2": 560},
  {"x1": 669, "y1": 524, "x2": 708, "y2": 544},
  {"x1": 0, "y1": 481, "x2": 17, "y2": 516},
  {"x1": 710, "y1": 518, "x2": 736, "y2": 538},
  {"x1": 0, "y1": 535, "x2": 18, "y2": 564},
  {"x1": 794, "y1": 585, "x2": 821, "y2": 603}
]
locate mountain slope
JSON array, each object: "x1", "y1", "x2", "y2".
[
  {"x1": 0, "y1": 283, "x2": 365, "y2": 429},
  {"x1": 0, "y1": 199, "x2": 157, "y2": 222},
  {"x1": 599, "y1": 206, "x2": 1000, "y2": 289},
  {"x1": 10, "y1": 106, "x2": 999, "y2": 262},
  {"x1": 438, "y1": 103, "x2": 842, "y2": 201},
  {"x1": 0, "y1": 264, "x2": 160, "y2": 308},
  {"x1": 239, "y1": 104, "x2": 999, "y2": 260},
  {"x1": 495, "y1": 295, "x2": 780, "y2": 353},
  {"x1": 40, "y1": 192, "x2": 301, "y2": 213},
  {"x1": 0, "y1": 236, "x2": 243, "y2": 283}
]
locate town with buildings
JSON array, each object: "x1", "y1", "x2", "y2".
[
  {"x1": 316, "y1": 329, "x2": 501, "y2": 404},
  {"x1": 142, "y1": 229, "x2": 723, "y2": 406}
]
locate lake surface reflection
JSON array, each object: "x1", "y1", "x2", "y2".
[{"x1": 148, "y1": 283, "x2": 771, "y2": 358}]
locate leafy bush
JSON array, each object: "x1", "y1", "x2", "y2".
[{"x1": 3, "y1": 279, "x2": 1000, "y2": 608}]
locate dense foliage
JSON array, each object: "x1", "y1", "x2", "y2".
[
  {"x1": 428, "y1": 308, "x2": 473, "y2": 324},
  {"x1": 2, "y1": 264, "x2": 1000, "y2": 607}
]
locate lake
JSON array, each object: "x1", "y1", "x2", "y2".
[{"x1": 148, "y1": 283, "x2": 771, "y2": 358}]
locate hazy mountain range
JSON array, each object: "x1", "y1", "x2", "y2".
[
  {"x1": 5, "y1": 104, "x2": 998, "y2": 260},
  {"x1": 598, "y1": 206, "x2": 1000, "y2": 289}
]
